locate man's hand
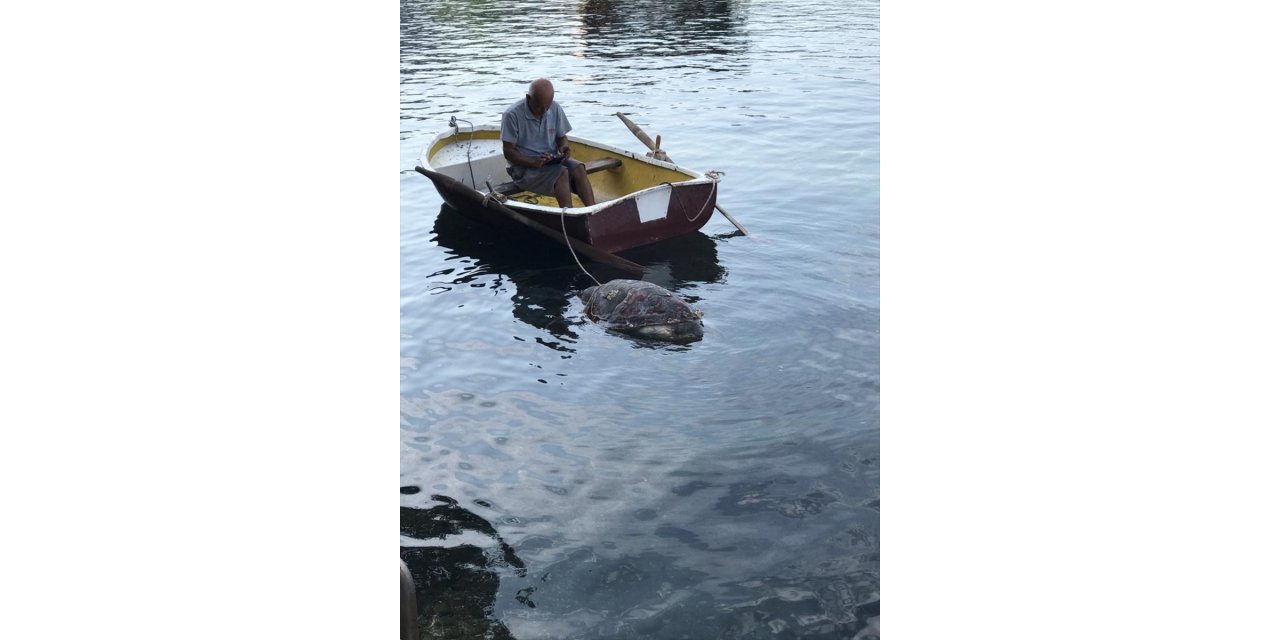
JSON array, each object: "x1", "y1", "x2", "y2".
[{"x1": 559, "y1": 145, "x2": 572, "y2": 160}]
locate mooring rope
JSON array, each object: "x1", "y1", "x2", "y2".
[
  {"x1": 697, "y1": 170, "x2": 724, "y2": 221},
  {"x1": 560, "y1": 207, "x2": 602, "y2": 287},
  {"x1": 557, "y1": 169, "x2": 722, "y2": 286},
  {"x1": 664, "y1": 170, "x2": 723, "y2": 223},
  {"x1": 482, "y1": 180, "x2": 508, "y2": 207}
]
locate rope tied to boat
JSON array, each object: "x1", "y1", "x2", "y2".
[
  {"x1": 449, "y1": 116, "x2": 478, "y2": 190},
  {"x1": 482, "y1": 180, "x2": 508, "y2": 206},
  {"x1": 560, "y1": 207, "x2": 602, "y2": 287},
  {"x1": 665, "y1": 169, "x2": 724, "y2": 223},
  {"x1": 699, "y1": 170, "x2": 724, "y2": 221}
]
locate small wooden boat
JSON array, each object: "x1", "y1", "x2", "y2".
[{"x1": 416, "y1": 125, "x2": 719, "y2": 254}]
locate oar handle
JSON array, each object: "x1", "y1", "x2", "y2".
[{"x1": 615, "y1": 112, "x2": 658, "y2": 151}]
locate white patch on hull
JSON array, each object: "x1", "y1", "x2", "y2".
[{"x1": 635, "y1": 185, "x2": 672, "y2": 223}]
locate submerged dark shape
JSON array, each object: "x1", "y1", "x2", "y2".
[
  {"x1": 577, "y1": 279, "x2": 704, "y2": 342},
  {"x1": 401, "y1": 492, "x2": 526, "y2": 639}
]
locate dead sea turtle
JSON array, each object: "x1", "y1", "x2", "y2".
[{"x1": 576, "y1": 279, "x2": 704, "y2": 342}]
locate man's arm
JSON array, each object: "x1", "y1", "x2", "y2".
[
  {"x1": 503, "y1": 141, "x2": 550, "y2": 169},
  {"x1": 555, "y1": 135, "x2": 571, "y2": 159},
  {"x1": 501, "y1": 108, "x2": 549, "y2": 168}
]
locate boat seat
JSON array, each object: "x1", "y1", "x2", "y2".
[{"x1": 490, "y1": 157, "x2": 623, "y2": 196}]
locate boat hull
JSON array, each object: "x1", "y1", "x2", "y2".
[{"x1": 417, "y1": 128, "x2": 718, "y2": 253}]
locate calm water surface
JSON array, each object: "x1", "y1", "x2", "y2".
[{"x1": 401, "y1": 1, "x2": 878, "y2": 637}]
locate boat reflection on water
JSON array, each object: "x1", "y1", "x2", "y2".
[
  {"x1": 400, "y1": 490, "x2": 526, "y2": 640},
  {"x1": 427, "y1": 203, "x2": 730, "y2": 349},
  {"x1": 577, "y1": 0, "x2": 747, "y2": 60}
]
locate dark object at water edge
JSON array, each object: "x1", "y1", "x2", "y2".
[{"x1": 400, "y1": 559, "x2": 419, "y2": 640}]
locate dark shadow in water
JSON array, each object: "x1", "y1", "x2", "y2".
[
  {"x1": 578, "y1": 0, "x2": 748, "y2": 61},
  {"x1": 427, "y1": 203, "x2": 728, "y2": 351},
  {"x1": 400, "y1": 491, "x2": 526, "y2": 640}
]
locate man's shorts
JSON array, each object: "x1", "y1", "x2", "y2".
[{"x1": 507, "y1": 158, "x2": 585, "y2": 197}]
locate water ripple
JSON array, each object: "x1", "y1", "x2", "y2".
[{"x1": 402, "y1": 0, "x2": 879, "y2": 636}]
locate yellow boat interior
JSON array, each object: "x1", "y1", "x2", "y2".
[{"x1": 426, "y1": 128, "x2": 701, "y2": 209}]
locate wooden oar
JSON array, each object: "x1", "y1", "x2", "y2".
[
  {"x1": 414, "y1": 166, "x2": 646, "y2": 276},
  {"x1": 614, "y1": 112, "x2": 671, "y2": 163},
  {"x1": 710, "y1": 202, "x2": 749, "y2": 236},
  {"x1": 613, "y1": 113, "x2": 749, "y2": 236}
]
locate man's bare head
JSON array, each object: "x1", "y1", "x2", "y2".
[{"x1": 526, "y1": 78, "x2": 555, "y2": 116}]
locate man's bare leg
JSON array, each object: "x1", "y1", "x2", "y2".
[
  {"x1": 552, "y1": 170, "x2": 573, "y2": 208},
  {"x1": 569, "y1": 163, "x2": 596, "y2": 206}
]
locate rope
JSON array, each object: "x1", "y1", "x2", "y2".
[
  {"x1": 551, "y1": 169, "x2": 723, "y2": 286},
  {"x1": 695, "y1": 170, "x2": 723, "y2": 221},
  {"x1": 451, "y1": 116, "x2": 478, "y2": 190},
  {"x1": 664, "y1": 170, "x2": 723, "y2": 223},
  {"x1": 482, "y1": 180, "x2": 508, "y2": 206},
  {"x1": 560, "y1": 207, "x2": 601, "y2": 286}
]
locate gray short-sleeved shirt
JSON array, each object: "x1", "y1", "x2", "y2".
[{"x1": 500, "y1": 98, "x2": 572, "y2": 159}]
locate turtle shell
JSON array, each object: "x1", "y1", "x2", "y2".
[{"x1": 581, "y1": 280, "x2": 701, "y2": 330}]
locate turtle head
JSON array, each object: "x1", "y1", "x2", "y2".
[{"x1": 576, "y1": 286, "x2": 598, "y2": 302}]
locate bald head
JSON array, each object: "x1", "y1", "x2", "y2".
[{"x1": 526, "y1": 78, "x2": 555, "y2": 116}]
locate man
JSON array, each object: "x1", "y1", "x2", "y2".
[{"x1": 500, "y1": 78, "x2": 597, "y2": 208}]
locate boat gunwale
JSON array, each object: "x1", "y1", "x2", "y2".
[{"x1": 421, "y1": 125, "x2": 713, "y2": 217}]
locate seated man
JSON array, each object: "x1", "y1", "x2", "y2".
[{"x1": 500, "y1": 78, "x2": 597, "y2": 208}]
